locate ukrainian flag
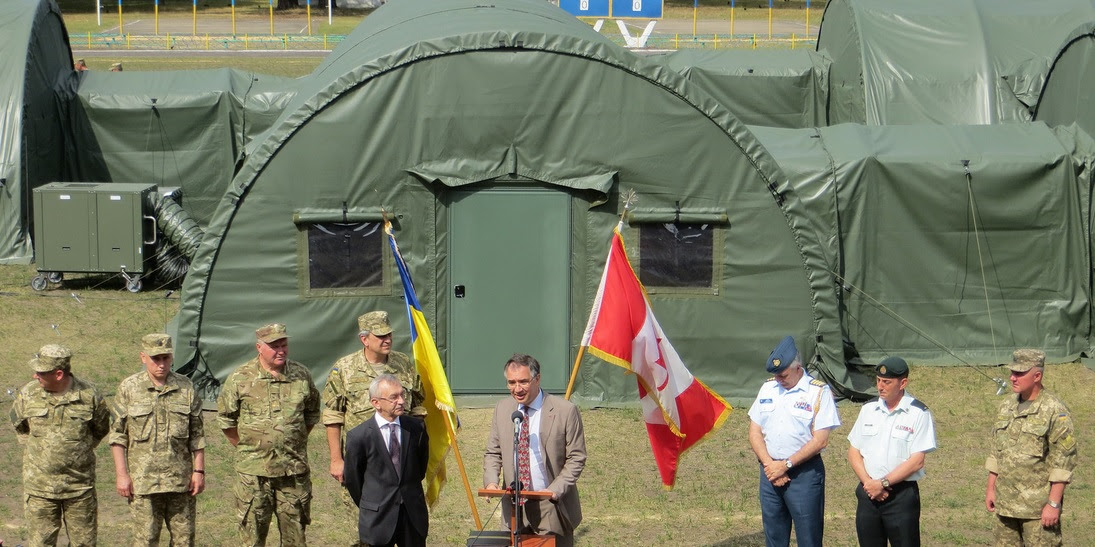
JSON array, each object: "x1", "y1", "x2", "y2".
[{"x1": 385, "y1": 220, "x2": 457, "y2": 508}]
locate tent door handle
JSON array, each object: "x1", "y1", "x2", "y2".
[{"x1": 454, "y1": 285, "x2": 466, "y2": 298}]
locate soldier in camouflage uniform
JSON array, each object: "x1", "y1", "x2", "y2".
[
  {"x1": 985, "y1": 349, "x2": 1077, "y2": 547},
  {"x1": 110, "y1": 334, "x2": 206, "y2": 546},
  {"x1": 10, "y1": 344, "x2": 110, "y2": 547},
  {"x1": 322, "y1": 311, "x2": 426, "y2": 544},
  {"x1": 218, "y1": 323, "x2": 321, "y2": 547}
]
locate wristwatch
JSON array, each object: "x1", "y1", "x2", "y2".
[
  {"x1": 785, "y1": 459, "x2": 793, "y2": 469},
  {"x1": 880, "y1": 478, "x2": 891, "y2": 489},
  {"x1": 1047, "y1": 499, "x2": 1061, "y2": 509}
]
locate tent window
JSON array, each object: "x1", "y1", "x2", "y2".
[
  {"x1": 637, "y1": 223, "x2": 717, "y2": 292},
  {"x1": 304, "y1": 222, "x2": 385, "y2": 291}
]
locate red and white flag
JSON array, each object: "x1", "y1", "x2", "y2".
[{"x1": 580, "y1": 226, "x2": 732, "y2": 488}]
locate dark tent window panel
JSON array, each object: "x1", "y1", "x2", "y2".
[
  {"x1": 638, "y1": 223, "x2": 714, "y2": 288},
  {"x1": 307, "y1": 222, "x2": 383, "y2": 289}
]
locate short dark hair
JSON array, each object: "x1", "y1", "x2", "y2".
[{"x1": 504, "y1": 353, "x2": 540, "y2": 378}]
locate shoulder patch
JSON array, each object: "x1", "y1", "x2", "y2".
[
  {"x1": 911, "y1": 399, "x2": 928, "y2": 411},
  {"x1": 810, "y1": 379, "x2": 827, "y2": 387}
]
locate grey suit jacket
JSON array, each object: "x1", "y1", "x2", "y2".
[{"x1": 483, "y1": 392, "x2": 586, "y2": 537}]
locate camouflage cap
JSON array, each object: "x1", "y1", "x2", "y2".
[
  {"x1": 1003, "y1": 348, "x2": 1045, "y2": 373},
  {"x1": 32, "y1": 344, "x2": 72, "y2": 373},
  {"x1": 256, "y1": 323, "x2": 289, "y2": 343},
  {"x1": 358, "y1": 311, "x2": 393, "y2": 336},
  {"x1": 141, "y1": 333, "x2": 174, "y2": 356}
]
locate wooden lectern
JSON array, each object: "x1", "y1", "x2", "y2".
[{"x1": 467, "y1": 488, "x2": 556, "y2": 547}]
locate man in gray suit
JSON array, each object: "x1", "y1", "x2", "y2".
[{"x1": 484, "y1": 354, "x2": 587, "y2": 547}]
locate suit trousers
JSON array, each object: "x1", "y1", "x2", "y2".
[
  {"x1": 370, "y1": 504, "x2": 426, "y2": 547},
  {"x1": 758, "y1": 456, "x2": 825, "y2": 547},
  {"x1": 855, "y1": 480, "x2": 921, "y2": 547}
]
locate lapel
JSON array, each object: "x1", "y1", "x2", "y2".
[{"x1": 538, "y1": 393, "x2": 556, "y2": 472}]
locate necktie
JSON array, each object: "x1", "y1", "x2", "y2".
[
  {"x1": 517, "y1": 406, "x2": 531, "y2": 503},
  {"x1": 388, "y1": 423, "x2": 401, "y2": 476}
]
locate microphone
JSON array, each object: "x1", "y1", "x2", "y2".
[{"x1": 511, "y1": 410, "x2": 524, "y2": 434}]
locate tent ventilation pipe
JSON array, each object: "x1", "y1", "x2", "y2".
[{"x1": 154, "y1": 192, "x2": 204, "y2": 262}]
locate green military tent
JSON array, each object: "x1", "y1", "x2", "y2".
[
  {"x1": 0, "y1": 0, "x2": 74, "y2": 263},
  {"x1": 654, "y1": 49, "x2": 830, "y2": 128},
  {"x1": 1034, "y1": 24, "x2": 1095, "y2": 140},
  {"x1": 817, "y1": 0, "x2": 1095, "y2": 125},
  {"x1": 751, "y1": 122, "x2": 1095, "y2": 364},
  {"x1": 71, "y1": 68, "x2": 299, "y2": 228},
  {"x1": 172, "y1": 0, "x2": 855, "y2": 402}
]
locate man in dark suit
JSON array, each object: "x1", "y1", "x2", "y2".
[
  {"x1": 484, "y1": 354, "x2": 587, "y2": 547},
  {"x1": 344, "y1": 373, "x2": 429, "y2": 547}
]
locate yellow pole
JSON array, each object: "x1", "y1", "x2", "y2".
[
  {"x1": 324, "y1": 34, "x2": 328, "y2": 50},
  {"x1": 269, "y1": 1, "x2": 274, "y2": 36},
  {"x1": 768, "y1": 5, "x2": 773, "y2": 39},
  {"x1": 307, "y1": 1, "x2": 312, "y2": 35},
  {"x1": 284, "y1": 33, "x2": 288, "y2": 50},
  {"x1": 245, "y1": 33, "x2": 249, "y2": 49},
  {"x1": 154, "y1": 1, "x2": 158, "y2": 35},
  {"x1": 731, "y1": 3, "x2": 735, "y2": 37},
  {"x1": 792, "y1": 33, "x2": 796, "y2": 49},
  {"x1": 87, "y1": 32, "x2": 91, "y2": 49},
  {"x1": 232, "y1": 3, "x2": 236, "y2": 35},
  {"x1": 714, "y1": 33, "x2": 718, "y2": 49},
  {"x1": 564, "y1": 346, "x2": 586, "y2": 400},
  {"x1": 753, "y1": 33, "x2": 757, "y2": 50},
  {"x1": 117, "y1": 1, "x2": 123, "y2": 36},
  {"x1": 806, "y1": 6, "x2": 810, "y2": 38},
  {"x1": 126, "y1": 33, "x2": 131, "y2": 49},
  {"x1": 692, "y1": 4, "x2": 697, "y2": 37},
  {"x1": 674, "y1": 33, "x2": 679, "y2": 49},
  {"x1": 192, "y1": 1, "x2": 197, "y2": 36},
  {"x1": 444, "y1": 410, "x2": 483, "y2": 531}
]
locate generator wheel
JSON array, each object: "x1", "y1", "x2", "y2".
[
  {"x1": 31, "y1": 275, "x2": 47, "y2": 291},
  {"x1": 47, "y1": 272, "x2": 63, "y2": 283}
]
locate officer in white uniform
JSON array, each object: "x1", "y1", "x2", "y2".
[
  {"x1": 747, "y1": 335, "x2": 841, "y2": 547},
  {"x1": 847, "y1": 356, "x2": 937, "y2": 547}
]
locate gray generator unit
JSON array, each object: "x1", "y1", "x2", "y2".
[{"x1": 32, "y1": 182, "x2": 158, "y2": 292}]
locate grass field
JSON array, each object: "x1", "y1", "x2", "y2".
[{"x1": 1, "y1": 259, "x2": 1093, "y2": 545}]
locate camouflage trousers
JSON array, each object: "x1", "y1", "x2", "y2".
[
  {"x1": 24, "y1": 490, "x2": 97, "y2": 547},
  {"x1": 129, "y1": 491, "x2": 196, "y2": 546},
  {"x1": 994, "y1": 515, "x2": 1064, "y2": 547},
  {"x1": 235, "y1": 472, "x2": 312, "y2": 546}
]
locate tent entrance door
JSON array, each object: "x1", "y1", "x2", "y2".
[{"x1": 448, "y1": 187, "x2": 570, "y2": 393}]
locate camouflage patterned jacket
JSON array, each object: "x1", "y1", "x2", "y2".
[
  {"x1": 217, "y1": 357, "x2": 320, "y2": 477},
  {"x1": 986, "y1": 391, "x2": 1077, "y2": 519},
  {"x1": 321, "y1": 349, "x2": 427, "y2": 444},
  {"x1": 10, "y1": 376, "x2": 110, "y2": 498},
  {"x1": 110, "y1": 370, "x2": 205, "y2": 495}
]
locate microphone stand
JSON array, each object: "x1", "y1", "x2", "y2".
[{"x1": 511, "y1": 411, "x2": 523, "y2": 547}]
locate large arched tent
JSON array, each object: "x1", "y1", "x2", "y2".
[
  {"x1": 751, "y1": 122, "x2": 1095, "y2": 363},
  {"x1": 0, "y1": 0, "x2": 74, "y2": 263},
  {"x1": 1034, "y1": 24, "x2": 1095, "y2": 139},
  {"x1": 817, "y1": 0, "x2": 1095, "y2": 125},
  {"x1": 173, "y1": 0, "x2": 856, "y2": 402}
]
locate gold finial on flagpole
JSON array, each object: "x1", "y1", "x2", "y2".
[{"x1": 620, "y1": 189, "x2": 638, "y2": 225}]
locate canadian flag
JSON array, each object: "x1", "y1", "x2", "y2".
[{"x1": 580, "y1": 226, "x2": 732, "y2": 488}]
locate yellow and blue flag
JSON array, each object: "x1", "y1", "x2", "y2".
[{"x1": 385, "y1": 219, "x2": 457, "y2": 507}]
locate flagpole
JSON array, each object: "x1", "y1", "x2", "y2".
[
  {"x1": 445, "y1": 409, "x2": 483, "y2": 530},
  {"x1": 564, "y1": 346, "x2": 587, "y2": 400}
]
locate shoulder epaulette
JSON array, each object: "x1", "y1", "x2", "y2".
[
  {"x1": 766, "y1": 377, "x2": 776, "y2": 382},
  {"x1": 810, "y1": 379, "x2": 827, "y2": 387},
  {"x1": 911, "y1": 399, "x2": 929, "y2": 411}
]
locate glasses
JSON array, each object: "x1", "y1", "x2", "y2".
[
  {"x1": 377, "y1": 392, "x2": 405, "y2": 404},
  {"x1": 507, "y1": 378, "x2": 536, "y2": 388}
]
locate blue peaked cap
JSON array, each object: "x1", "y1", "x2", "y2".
[{"x1": 766, "y1": 335, "x2": 798, "y2": 374}]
